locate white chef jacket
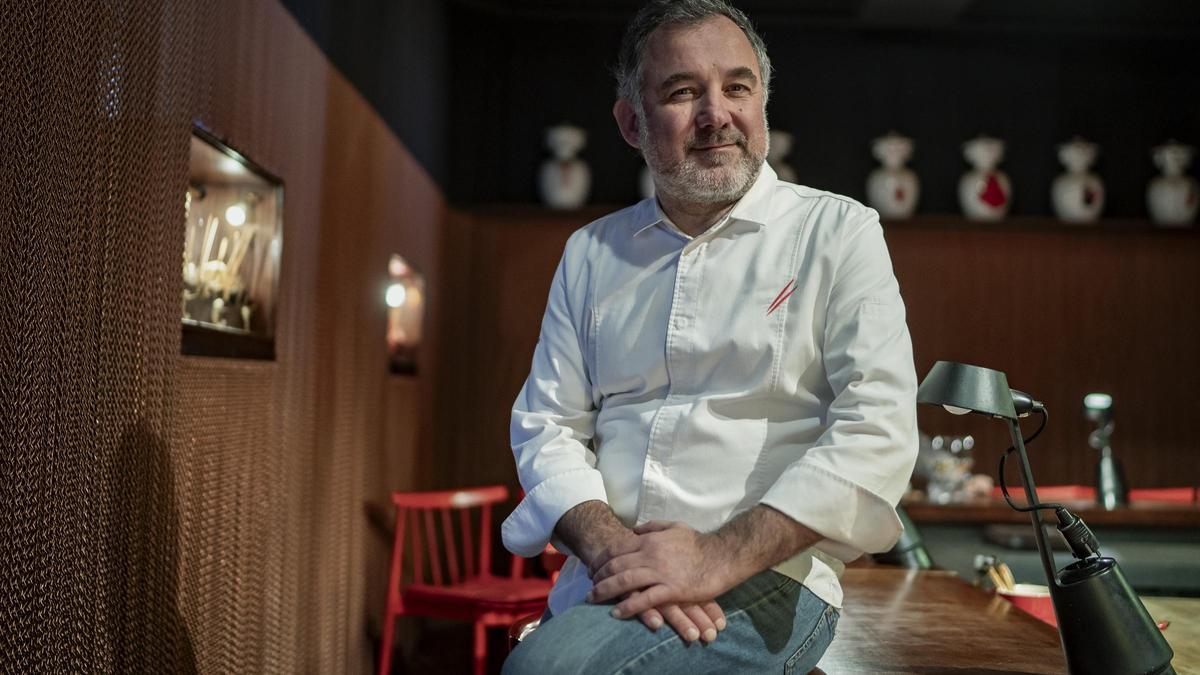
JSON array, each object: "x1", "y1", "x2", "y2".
[{"x1": 502, "y1": 163, "x2": 918, "y2": 616}]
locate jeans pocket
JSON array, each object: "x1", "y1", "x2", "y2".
[{"x1": 783, "y1": 605, "x2": 834, "y2": 675}]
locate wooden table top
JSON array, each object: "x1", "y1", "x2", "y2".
[
  {"x1": 902, "y1": 496, "x2": 1200, "y2": 528},
  {"x1": 1141, "y1": 596, "x2": 1199, "y2": 674},
  {"x1": 815, "y1": 569, "x2": 1067, "y2": 674}
]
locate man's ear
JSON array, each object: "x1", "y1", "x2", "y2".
[{"x1": 613, "y1": 98, "x2": 641, "y2": 149}]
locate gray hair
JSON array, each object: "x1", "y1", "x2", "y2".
[{"x1": 615, "y1": 0, "x2": 772, "y2": 112}]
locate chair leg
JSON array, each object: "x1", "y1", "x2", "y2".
[
  {"x1": 378, "y1": 612, "x2": 396, "y2": 675},
  {"x1": 473, "y1": 621, "x2": 487, "y2": 675}
]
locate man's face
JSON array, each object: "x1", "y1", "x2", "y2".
[{"x1": 622, "y1": 15, "x2": 769, "y2": 206}]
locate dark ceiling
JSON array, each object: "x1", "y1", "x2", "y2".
[{"x1": 453, "y1": 0, "x2": 1200, "y2": 36}]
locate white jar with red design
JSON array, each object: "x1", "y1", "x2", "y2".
[
  {"x1": 538, "y1": 124, "x2": 591, "y2": 209},
  {"x1": 1147, "y1": 141, "x2": 1197, "y2": 227},
  {"x1": 866, "y1": 132, "x2": 919, "y2": 219},
  {"x1": 959, "y1": 135, "x2": 1011, "y2": 221},
  {"x1": 1052, "y1": 137, "x2": 1105, "y2": 224}
]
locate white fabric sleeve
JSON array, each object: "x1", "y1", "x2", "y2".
[
  {"x1": 501, "y1": 234, "x2": 608, "y2": 558},
  {"x1": 760, "y1": 207, "x2": 919, "y2": 559}
]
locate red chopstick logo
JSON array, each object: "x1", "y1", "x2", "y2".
[{"x1": 767, "y1": 279, "x2": 796, "y2": 316}]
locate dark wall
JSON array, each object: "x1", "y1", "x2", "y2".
[
  {"x1": 280, "y1": 0, "x2": 449, "y2": 185},
  {"x1": 447, "y1": 4, "x2": 1200, "y2": 216}
]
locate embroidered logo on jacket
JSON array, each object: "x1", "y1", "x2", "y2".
[{"x1": 767, "y1": 279, "x2": 796, "y2": 316}]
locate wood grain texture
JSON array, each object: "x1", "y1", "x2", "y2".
[
  {"x1": 1140, "y1": 596, "x2": 1200, "y2": 674},
  {"x1": 815, "y1": 569, "x2": 1067, "y2": 674},
  {"x1": 434, "y1": 209, "x2": 1200, "y2": 504}
]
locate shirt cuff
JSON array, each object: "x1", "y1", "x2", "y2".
[
  {"x1": 759, "y1": 461, "x2": 903, "y2": 558},
  {"x1": 501, "y1": 468, "x2": 609, "y2": 557}
]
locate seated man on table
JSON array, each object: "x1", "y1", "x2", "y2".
[{"x1": 502, "y1": 1, "x2": 918, "y2": 672}]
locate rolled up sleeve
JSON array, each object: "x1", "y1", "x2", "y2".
[
  {"x1": 502, "y1": 235, "x2": 608, "y2": 557},
  {"x1": 760, "y1": 208, "x2": 918, "y2": 559}
]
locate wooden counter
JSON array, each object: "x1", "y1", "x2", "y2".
[
  {"x1": 902, "y1": 496, "x2": 1200, "y2": 529},
  {"x1": 815, "y1": 569, "x2": 1066, "y2": 674}
]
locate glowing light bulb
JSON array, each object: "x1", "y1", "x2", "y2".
[
  {"x1": 386, "y1": 283, "x2": 407, "y2": 308},
  {"x1": 225, "y1": 204, "x2": 246, "y2": 227},
  {"x1": 943, "y1": 404, "x2": 971, "y2": 415},
  {"x1": 1084, "y1": 393, "x2": 1112, "y2": 411}
]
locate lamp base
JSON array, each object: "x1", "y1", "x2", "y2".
[{"x1": 1051, "y1": 557, "x2": 1173, "y2": 674}]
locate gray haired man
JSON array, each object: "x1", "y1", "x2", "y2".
[{"x1": 502, "y1": 1, "x2": 918, "y2": 672}]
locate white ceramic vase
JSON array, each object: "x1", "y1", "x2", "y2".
[
  {"x1": 1052, "y1": 137, "x2": 1104, "y2": 224},
  {"x1": 538, "y1": 124, "x2": 591, "y2": 209},
  {"x1": 767, "y1": 130, "x2": 798, "y2": 183},
  {"x1": 866, "y1": 132, "x2": 919, "y2": 219},
  {"x1": 958, "y1": 136, "x2": 1011, "y2": 221},
  {"x1": 1147, "y1": 141, "x2": 1198, "y2": 227}
]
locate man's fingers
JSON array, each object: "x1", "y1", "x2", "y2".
[
  {"x1": 632, "y1": 520, "x2": 677, "y2": 535},
  {"x1": 658, "y1": 603, "x2": 701, "y2": 643},
  {"x1": 611, "y1": 583, "x2": 671, "y2": 618},
  {"x1": 700, "y1": 600, "x2": 727, "y2": 631},
  {"x1": 589, "y1": 536, "x2": 643, "y2": 575},
  {"x1": 592, "y1": 551, "x2": 645, "y2": 584},
  {"x1": 590, "y1": 568, "x2": 659, "y2": 604},
  {"x1": 638, "y1": 607, "x2": 664, "y2": 632},
  {"x1": 681, "y1": 603, "x2": 718, "y2": 642},
  {"x1": 627, "y1": 590, "x2": 665, "y2": 633}
]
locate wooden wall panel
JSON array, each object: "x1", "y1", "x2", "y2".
[
  {"x1": 436, "y1": 210, "x2": 1200, "y2": 508},
  {"x1": 433, "y1": 207, "x2": 597, "y2": 491},
  {"x1": 891, "y1": 220, "x2": 1200, "y2": 492},
  {"x1": 181, "y1": 1, "x2": 445, "y2": 671}
]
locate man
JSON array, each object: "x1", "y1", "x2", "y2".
[{"x1": 502, "y1": 1, "x2": 917, "y2": 672}]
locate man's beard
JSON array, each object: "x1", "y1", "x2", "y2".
[{"x1": 640, "y1": 114, "x2": 768, "y2": 206}]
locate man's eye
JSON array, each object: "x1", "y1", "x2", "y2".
[
  {"x1": 727, "y1": 84, "x2": 751, "y2": 94},
  {"x1": 670, "y1": 88, "x2": 696, "y2": 99}
]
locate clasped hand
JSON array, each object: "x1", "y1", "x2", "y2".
[{"x1": 585, "y1": 520, "x2": 732, "y2": 643}]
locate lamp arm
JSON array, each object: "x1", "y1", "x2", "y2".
[{"x1": 1006, "y1": 418, "x2": 1059, "y2": 587}]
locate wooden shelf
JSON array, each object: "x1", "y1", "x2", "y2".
[
  {"x1": 457, "y1": 205, "x2": 1197, "y2": 235},
  {"x1": 902, "y1": 496, "x2": 1200, "y2": 529},
  {"x1": 882, "y1": 214, "x2": 1198, "y2": 234}
]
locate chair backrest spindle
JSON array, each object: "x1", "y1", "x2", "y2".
[
  {"x1": 441, "y1": 508, "x2": 460, "y2": 584},
  {"x1": 460, "y1": 509, "x2": 475, "y2": 579},
  {"x1": 424, "y1": 509, "x2": 443, "y2": 585},
  {"x1": 411, "y1": 509, "x2": 424, "y2": 584},
  {"x1": 480, "y1": 503, "x2": 493, "y2": 578}
]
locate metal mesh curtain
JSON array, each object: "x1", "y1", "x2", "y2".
[
  {"x1": 1, "y1": 0, "x2": 196, "y2": 671},
  {"x1": 0, "y1": 1, "x2": 332, "y2": 672}
]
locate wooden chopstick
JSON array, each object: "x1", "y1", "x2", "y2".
[
  {"x1": 987, "y1": 567, "x2": 1009, "y2": 591},
  {"x1": 997, "y1": 563, "x2": 1015, "y2": 591}
]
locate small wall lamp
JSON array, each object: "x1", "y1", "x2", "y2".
[
  {"x1": 385, "y1": 254, "x2": 425, "y2": 375},
  {"x1": 917, "y1": 361, "x2": 1174, "y2": 674}
]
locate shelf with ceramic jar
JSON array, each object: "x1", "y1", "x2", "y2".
[
  {"x1": 865, "y1": 134, "x2": 1199, "y2": 232},
  {"x1": 877, "y1": 214, "x2": 1199, "y2": 233}
]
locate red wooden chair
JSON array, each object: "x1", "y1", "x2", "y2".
[
  {"x1": 378, "y1": 486, "x2": 551, "y2": 675},
  {"x1": 506, "y1": 543, "x2": 567, "y2": 652}
]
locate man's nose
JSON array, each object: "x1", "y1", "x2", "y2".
[{"x1": 695, "y1": 92, "x2": 732, "y2": 130}]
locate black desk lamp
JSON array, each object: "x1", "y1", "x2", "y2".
[{"x1": 917, "y1": 361, "x2": 1174, "y2": 675}]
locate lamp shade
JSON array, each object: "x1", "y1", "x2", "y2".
[{"x1": 916, "y1": 361, "x2": 1018, "y2": 420}]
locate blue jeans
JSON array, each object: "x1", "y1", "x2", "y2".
[{"x1": 503, "y1": 570, "x2": 838, "y2": 674}]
